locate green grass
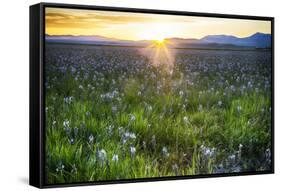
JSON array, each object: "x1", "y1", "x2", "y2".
[{"x1": 45, "y1": 45, "x2": 272, "y2": 184}]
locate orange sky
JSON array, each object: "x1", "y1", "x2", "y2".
[{"x1": 45, "y1": 7, "x2": 271, "y2": 41}]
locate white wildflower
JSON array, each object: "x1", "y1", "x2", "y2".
[
  {"x1": 237, "y1": 105, "x2": 242, "y2": 112},
  {"x1": 129, "y1": 114, "x2": 136, "y2": 122},
  {"x1": 63, "y1": 120, "x2": 70, "y2": 128},
  {"x1": 130, "y1": 146, "x2": 136, "y2": 158},
  {"x1": 179, "y1": 91, "x2": 184, "y2": 97},
  {"x1": 97, "y1": 149, "x2": 107, "y2": 162},
  {"x1": 112, "y1": 154, "x2": 119, "y2": 162},
  {"x1": 88, "y1": 134, "x2": 94, "y2": 144},
  {"x1": 162, "y1": 147, "x2": 170, "y2": 158},
  {"x1": 183, "y1": 116, "x2": 189, "y2": 124}
]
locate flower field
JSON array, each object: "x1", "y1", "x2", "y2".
[{"x1": 45, "y1": 43, "x2": 272, "y2": 184}]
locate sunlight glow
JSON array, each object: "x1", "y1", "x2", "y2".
[
  {"x1": 156, "y1": 39, "x2": 165, "y2": 44},
  {"x1": 140, "y1": 39, "x2": 174, "y2": 75},
  {"x1": 136, "y1": 23, "x2": 177, "y2": 41}
]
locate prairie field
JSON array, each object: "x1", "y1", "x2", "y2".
[{"x1": 45, "y1": 43, "x2": 272, "y2": 184}]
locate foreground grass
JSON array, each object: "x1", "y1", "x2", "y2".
[{"x1": 45, "y1": 44, "x2": 272, "y2": 184}]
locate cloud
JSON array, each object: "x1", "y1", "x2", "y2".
[
  {"x1": 45, "y1": 11, "x2": 152, "y2": 29},
  {"x1": 45, "y1": 9, "x2": 195, "y2": 30}
]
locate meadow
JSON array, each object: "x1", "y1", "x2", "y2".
[{"x1": 45, "y1": 43, "x2": 272, "y2": 184}]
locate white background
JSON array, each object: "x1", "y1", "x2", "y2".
[{"x1": 0, "y1": 0, "x2": 279, "y2": 190}]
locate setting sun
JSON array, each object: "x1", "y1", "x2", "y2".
[
  {"x1": 156, "y1": 38, "x2": 165, "y2": 44},
  {"x1": 136, "y1": 23, "x2": 177, "y2": 41}
]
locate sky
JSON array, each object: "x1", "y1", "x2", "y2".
[{"x1": 45, "y1": 7, "x2": 271, "y2": 41}]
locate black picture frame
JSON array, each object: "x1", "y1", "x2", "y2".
[{"x1": 30, "y1": 2, "x2": 275, "y2": 188}]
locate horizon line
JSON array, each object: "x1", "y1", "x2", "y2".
[{"x1": 45, "y1": 32, "x2": 271, "y2": 42}]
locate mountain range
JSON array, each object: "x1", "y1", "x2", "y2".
[{"x1": 46, "y1": 32, "x2": 271, "y2": 49}]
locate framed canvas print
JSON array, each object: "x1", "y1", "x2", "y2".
[{"x1": 30, "y1": 2, "x2": 274, "y2": 188}]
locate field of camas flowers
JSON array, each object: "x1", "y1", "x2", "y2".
[{"x1": 45, "y1": 43, "x2": 272, "y2": 184}]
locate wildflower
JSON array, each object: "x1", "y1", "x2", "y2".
[
  {"x1": 162, "y1": 147, "x2": 170, "y2": 158},
  {"x1": 247, "y1": 81, "x2": 252, "y2": 88},
  {"x1": 88, "y1": 134, "x2": 94, "y2": 144},
  {"x1": 121, "y1": 138, "x2": 127, "y2": 145},
  {"x1": 63, "y1": 120, "x2": 71, "y2": 135},
  {"x1": 200, "y1": 145, "x2": 216, "y2": 158},
  {"x1": 179, "y1": 91, "x2": 184, "y2": 97},
  {"x1": 97, "y1": 149, "x2": 107, "y2": 162},
  {"x1": 130, "y1": 146, "x2": 136, "y2": 158},
  {"x1": 239, "y1": 144, "x2": 243, "y2": 150},
  {"x1": 69, "y1": 137, "x2": 74, "y2": 145},
  {"x1": 137, "y1": 91, "x2": 142, "y2": 96},
  {"x1": 142, "y1": 141, "x2": 146, "y2": 149},
  {"x1": 237, "y1": 105, "x2": 242, "y2": 112},
  {"x1": 71, "y1": 164, "x2": 77, "y2": 174},
  {"x1": 56, "y1": 162, "x2": 65, "y2": 173},
  {"x1": 124, "y1": 131, "x2": 136, "y2": 139},
  {"x1": 228, "y1": 154, "x2": 236, "y2": 163},
  {"x1": 129, "y1": 114, "x2": 136, "y2": 122},
  {"x1": 100, "y1": 91, "x2": 118, "y2": 100},
  {"x1": 183, "y1": 116, "x2": 189, "y2": 124},
  {"x1": 218, "y1": 100, "x2": 222, "y2": 107},
  {"x1": 63, "y1": 120, "x2": 70, "y2": 128},
  {"x1": 86, "y1": 111, "x2": 91, "y2": 117},
  {"x1": 64, "y1": 96, "x2": 73, "y2": 104},
  {"x1": 147, "y1": 105, "x2": 153, "y2": 112},
  {"x1": 265, "y1": 148, "x2": 271, "y2": 161},
  {"x1": 112, "y1": 154, "x2": 119, "y2": 162},
  {"x1": 118, "y1": 127, "x2": 124, "y2": 135},
  {"x1": 107, "y1": 125, "x2": 114, "y2": 136}
]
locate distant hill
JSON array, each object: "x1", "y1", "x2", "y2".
[
  {"x1": 46, "y1": 34, "x2": 150, "y2": 47},
  {"x1": 200, "y1": 32, "x2": 271, "y2": 48},
  {"x1": 45, "y1": 32, "x2": 271, "y2": 49}
]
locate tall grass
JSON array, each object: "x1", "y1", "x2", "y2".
[{"x1": 45, "y1": 44, "x2": 272, "y2": 184}]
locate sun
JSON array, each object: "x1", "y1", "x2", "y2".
[
  {"x1": 137, "y1": 23, "x2": 175, "y2": 42},
  {"x1": 156, "y1": 38, "x2": 165, "y2": 44},
  {"x1": 155, "y1": 38, "x2": 166, "y2": 46}
]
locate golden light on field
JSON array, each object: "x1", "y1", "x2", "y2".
[{"x1": 140, "y1": 38, "x2": 174, "y2": 75}]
